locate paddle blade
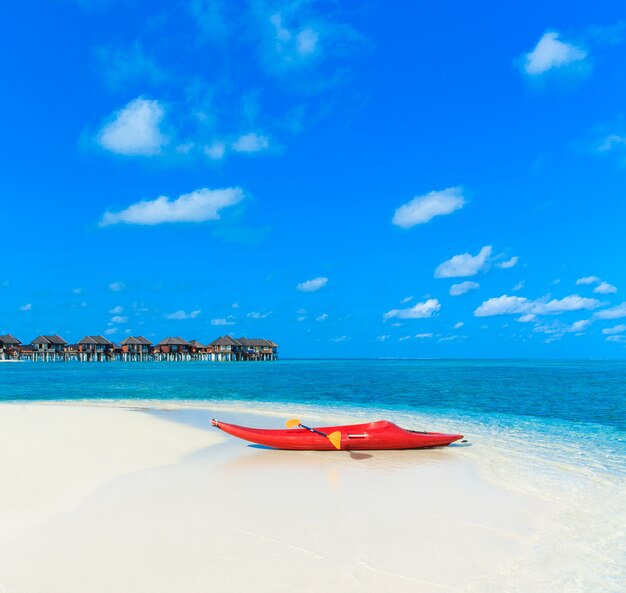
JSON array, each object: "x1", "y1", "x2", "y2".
[
  {"x1": 285, "y1": 418, "x2": 301, "y2": 428},
  {"x1": 327, "y1": 431, "x2": 342, "y2": 450}
]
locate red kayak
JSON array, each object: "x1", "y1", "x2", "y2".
[{"x1": 211, "y1": 419, "x2": 463, "y2": 450}]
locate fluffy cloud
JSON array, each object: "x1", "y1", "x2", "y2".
[
  {"x1": 316, "y1": 313, "x2": 328, "y2": 321},
  {"x1": 474, "y1": 294, "x2": 601, "y2": 317},
  {"x1": 108, "y1": 306, "x2": 124, "y2": 314},
  {"x1": 100, "y1": 187, "x2": 244, "y2": 226},
  {"x1": 449, "y1": 281, "x2": 480, "y2": 296},
  {"x1": 392, "y1": 187, "x2": 465, "y2": 229},
  {"x1": 496, "y1": 256, "x2": 519, "y2": 269},
  {"x1": 576, "y1": 276, "x2": 601, "y2": 285},
  {"x1": 110, "y1": 315, "x2": 128, "y2": 324},
  {"x1": 594, "y1": 282, "x2": 617, "y2": 294},
  {"x1": 415, "y1": 333, "x2": 433, "y2": 338},
  {"x1": 384, "y1": 298, "x2": 441, "y2": 320},
  {"x1": 97, "y1": 97, "x2": 168, "y2": 156},
  {"x1": 376, "y1": 335, "x2": 390, "y2": 342},
  {"x1": 19, "y1": 303, "x2": 32, "y2": 311},
  {"x1": 231, "y1": 133, "x2": 270, "y2": 153},
  {"x1": 602, "y1": 324, "x2": 626, "y2": 335},
  {"x1": 247, "y1": 311, "x2": 272, "y2": 319},
  {"x1": 165, "y1": 310, "x2": 201, "y2": 320},
  {"x1": 211, "y1": 317, "x2": 235, "y2": 326},
  {"x1": 109, "y1": 282, "x2": 125, "y2": 291},
  {"x1": 522, "y1": 31, "x2": 587, "y2": 75},
  {"x1": 435, "y1": 246, "x2": 492, "y2": 278},
  {"x1": 400, "y1": 296, "x2": 413, "y2": 304},
  {"x1": 296, "y1": 277, "x2": 328, "y2": 292},
  {"x1": 453, "y1": 322, "x2": 464, "y2": 329},
  {"x1": 595, "y1": 302, "x2": 626, "y2": 320},
  {"x1": 533, "y1": 319, "x2": 591, "y2": 336}
]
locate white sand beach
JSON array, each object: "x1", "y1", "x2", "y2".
[{"x1": 0, "y1": 403, "x2": 604, "y2": 593}]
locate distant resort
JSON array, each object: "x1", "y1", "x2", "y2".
[{"x1": 0, "y1": 334, "x2": 278, "y2": 362}]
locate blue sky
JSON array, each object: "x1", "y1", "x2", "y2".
[{"x1": 2, "y1": 0, "x2": 626, "y2": 358}]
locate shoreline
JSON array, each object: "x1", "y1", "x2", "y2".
[{"x1": 0, "y1": 401, "x2": 623, "y2": 592}]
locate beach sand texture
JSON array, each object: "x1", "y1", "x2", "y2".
[{"x1": 0, "y1": 403, "x2": 555, "y2": 593}]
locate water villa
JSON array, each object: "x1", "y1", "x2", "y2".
[{"x1": 0, "y1": 334, "x2": 278, "y2": 362}]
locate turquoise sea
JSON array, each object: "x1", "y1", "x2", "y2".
[
  {"x1": 1, "y1": 358, "x2": 625, "y2": 591},
  {"x1": 1, "y1": 358, "x2": 624, "y2": 469}
]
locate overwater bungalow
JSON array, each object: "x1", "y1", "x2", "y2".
[
  {"x1": 29, "y1": 335, "x2": 68, "y2": 361},
  {"x1": 119, "y1": 336, "x2": 153, "y2": 361},
  {"x1": 0, "y1": 332, "x2": 278, "y2": 362},
  {"x1": 0, "y1": 335, "x2": 21, "y2": 360},
  {"x1": 77, "y1": 336, "x2": 116, "y2": 361},
  {"x1": 208, "y1": 336, "x2": 279, "y2": 361},
  {"x1": 154, "y1": 337, "x2": 192, "y2": 361}
]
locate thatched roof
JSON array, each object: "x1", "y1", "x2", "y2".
[
  {"x1": 78, "y1": 336, "x2": 115, "y2": 346},
  {"x1": 31, "y1": 334, "x2": 67, "y2": 346},
  {"x1": 156, "y1": 337, "x2": 190, "y2": 346}
]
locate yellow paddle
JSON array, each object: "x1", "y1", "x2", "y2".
[{"x1": 286, "y1": 418, "x2": 342, "y2": 450}]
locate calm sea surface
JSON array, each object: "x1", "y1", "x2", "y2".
[{"x1": 0, "y1": 358, "x2": 623, "y2": 429}]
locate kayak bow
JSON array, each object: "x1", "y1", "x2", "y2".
[{"x1": 211, "y1": 419, "x2": 463, "y2": 451}]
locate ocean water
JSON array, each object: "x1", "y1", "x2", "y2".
[{"x1": 1, "y1": 359, "x2": 625, "y2": 591}]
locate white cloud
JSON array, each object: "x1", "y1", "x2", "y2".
[
  {"x1": 594, "y1": 282, "x2": 617, "y2": 294},
  {"x1": 453, "y1": 322, "x2": 464, "y2": 329},
  {"x1": 475, "y1": 294, "x2": 601, "y2": 317},
  {"x1": 110, "y1": 315, "x2": 128, "y2": 324},
  {"x1": 522, "y1": 31, "x2": 587, "y2": 75},
  {"x1": 108, "y1": 305, "x2": 124, "y2": 314},
  {"x1": 400, "y1": 296, "x2": 413, "y2": 304},
  {"x1": 268, "y1": 13, "x2": 321, "y2": 64},
  {"x1": 296, "y1": 28, "x2": 319, "y2": 55},
  {"x1": 576, "y1": 276, "x2": 600, "y2": 285},
  {"x1": 376, "y1": 335, "x2": 390, "y2": 342},
  {"x1": 399, "y1": 335, "x2": 411, "y2": 342},
  {"x1": 204, "y1": 141, "x2": 226, "y2": 160},
  {"x1": 104, "y1": 327, "x2": 118, "y2": 336},
  {"x1": 316, "y1": 313, "x2": 328, "y2": 321},
  {"x1": 595, "y1": 302, "x2": 626, "y2": 320},
  {"x1": 330, "y1": 335, "x2": 348, "y2": 343},
  {"x1": 497, "y1": 256, "x2": 519, "y2": 269},
  {"x1": 533, "y1": 319, "x2": 592, "y2": 336},
  {"x1": 109, "y1": 282, "x2": 125, "y2": 291},
  {"x1": 232, "y1": 302, "x2": 240, "y2": 309},
  {"x1": 297, "y1": 316, "x2": 307, "y2": 322},
  {"x1": 100, "y1": 187, "x2": 244, "y2": 226},
  {"x1": 513, "y1": 281, "x2": 525, "y2": 291},
  {"x1": 517, "y1": 314, "x2": 536, "y2": 323},
  {"x1": 296, "y1": 277, "x2": 328, "y2": 292},
  {"x1": 435, "y1": 246, "x2": 492, "y2": 278},
  {"x1": 97, "y1": 97, "x2": 168, "y2": 156},
  {"x1": 602, "y1": 324, "x2": 626, "y2": 335},
  {"x1": 597, "y1": 134, "x2": 626, "y2": 153},
  {"x1": 449, "y1": 281, "x2": 480, "y2": 296},
  {"x1": 231, "y1": 133, "x2": 270, "y2": 153},
  {"x1": 415, "y1": 333, "x2": 433, "y2": 338},
  {"x1": 19, "y1": 303, "x2": 32, "y2": 311},
  {"x1": 606, "y1": 335, "x2": 626, "y2": 344},
  {"x1": 165, "y1": 310, "x2": 201, "y2": 320},
  {"x1": 211, "y1": 317, "x2": 235, "y2": 326},
  {"x1": 384, "y1": 298, "x2": 441, "y2": 320},
  {"x1": 392, "y1": 187, "x2": 465, "y2": 229},
  {"x1": 247, "y1": 311, "x2": 272, "y2": 319}
]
